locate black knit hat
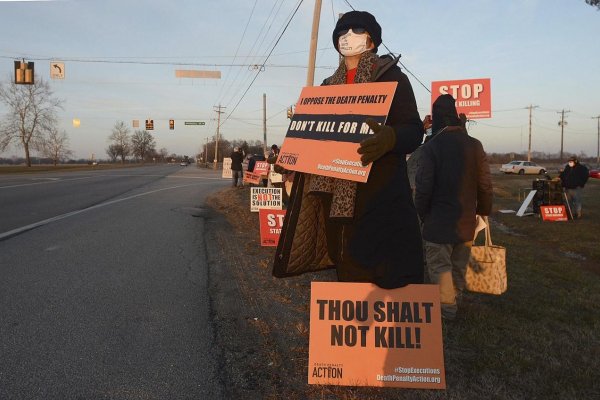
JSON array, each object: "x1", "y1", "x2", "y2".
[
  {"x1": 333, "y1": 11, "x2": 382, "y2": 53},
  {"x1": 432, "y1": 94, "x2": 461, "y2": 134}
]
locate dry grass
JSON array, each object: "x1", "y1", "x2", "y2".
[{"x1": 208, "y1": 176, "x2": 600, "y2": 399}]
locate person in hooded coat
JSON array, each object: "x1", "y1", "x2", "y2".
[
  {"x1": 273, "y1": 11, "x2": 424, "y2": 289},
  {"x1": 415, "y1": 94, "x2": 493, "y2": 319}
]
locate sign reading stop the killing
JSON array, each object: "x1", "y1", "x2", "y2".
[
  {"x1": 431, "y1": 78, "x2": 491, "y2": 119},
  {"x1": 259, "y1": 209, "x2": 286, "y2": 246},
  {"x1": 540, "y1": 205, "x2": 568, "y2": 221}
]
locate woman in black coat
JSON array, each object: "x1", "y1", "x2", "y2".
[{"x1": 273, "y1": 11, "x2": 424, "y2": 289}]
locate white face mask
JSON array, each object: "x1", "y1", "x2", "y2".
[
  {"x1": 338, "y1": 29, "x2": 369, "y2": 57},
  {"x1": 568, "y1": 162, "x2": 575, "y2": 167}
]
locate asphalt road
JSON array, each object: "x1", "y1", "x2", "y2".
[{"x1": 0, "y1": 165, "x2": 229, "y2": 399}]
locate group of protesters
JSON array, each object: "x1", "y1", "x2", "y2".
[
  {"x1": 270, "y1": 10, "x2": 493, "y2": 321},
  {"x1": 229, "y1": 144, "x2": 283, "y2": 189}
]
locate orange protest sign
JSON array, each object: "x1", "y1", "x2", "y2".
[
  {"x1": 259, "y1": 209, "x2": 286, "y2": 246},
  {"x1": 431, "y1": 78, "x2": 491, "y2": 119},
  {"x1": 308, "y1": 282, "x2": 445, "y2": 389},
  {"x1": 540, "y1": 205, "x2": 568, "y2": 221},
  {"x1": 243, "y1": 171, "x2": 261, "y2": 185},
  {"x1": 277, "y1": 82, "x2": 397, "y2": 183}
]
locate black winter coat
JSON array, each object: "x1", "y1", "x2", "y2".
[
  {"x1": 415, "y1": 127, "x2": 493, "y2": 244},
  {"x1": 273, "y1": 55, "x2": 425, "y2": 289},
  {"x1": 230, "y1": 151, "x2": 243, "y2": 171},
  {"x1": 560, "y1": 163, "x2": 589, "y2": 189}
]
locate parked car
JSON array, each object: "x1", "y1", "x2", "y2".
[
  {"x1": 500, "y1": 160, "x2": 546, "y2": 175},
  {"x1": 180, "y1": 161, "x2": 188, "y2": 166},
  {"x1": 590, "y1": 169, "x2": 600, "y2": 179}
]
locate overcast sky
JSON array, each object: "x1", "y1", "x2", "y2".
[{"x1": 1, "y1": 0, "x2": 599, "y2": 160}]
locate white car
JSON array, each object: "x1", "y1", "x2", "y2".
[{"x1": 500, "y1": 160, "x2": 546, "y2": 175}]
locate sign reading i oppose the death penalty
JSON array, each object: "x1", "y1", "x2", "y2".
[
  {"x1": 250, "y1": 187, "x2": 282, "y2": 212},
  {"x1": 277, "y1": 82, "x2": 397, "y2": 183},
  {"x1": 431, "y1": 78, "x2": 491, "y2": 119},
  {"x1": 308, "y1": 282, "x2": 445, "y2": 389}
]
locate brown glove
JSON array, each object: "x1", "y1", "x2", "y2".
[{"x1": 357, "y1": 119, "x2": 396, "y2": 166}]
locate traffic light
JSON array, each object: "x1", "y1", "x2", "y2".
[
  {"x1": 286, "y1": 106, "x2": 293, "y2": 119},
  {"x1": 169, "y1": 119, "x2": 175, "y2": 130},
  {"x1": 145, "y1": 119, "x2": 154, "y2": 130},
  {"x1": 14, "y1": 60, "x2": 34, "y2": 85}
]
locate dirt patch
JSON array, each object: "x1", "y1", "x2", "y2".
[{"x1": 204, "y1": 186, "x2": 336, "y2": 399}]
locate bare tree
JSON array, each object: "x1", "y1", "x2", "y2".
[
  {"x1": 0, "y1": 77, "x2": 63, "y2": 167},
  {"x1": 586, "y1": 0, "x2": 600, "y2": 9},
  {"x1": 159, "y1": 147, "x2": 169, "y2": 163},
  {"x1": 108, "y1": 121, "x2": 131, "y2": 163},
  {"x1": 106, "y1": 144, "x2": 120, "y2": 163},
  {"x1": 41, "y1": 128, "x2": 73, "y2": 165},
  {"x1": 130, "y1": 130, "x2": 156, "y2": 163}
]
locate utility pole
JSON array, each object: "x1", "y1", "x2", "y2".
[
  {"x1": 306, "y1": 0, "x2": 322, "y2": 86},
  {"x1": 557, "y1": 109, "x2": 570, "y2": 162},
  {"x1": 204, "y1": 137, "x2": 208, "y2": 166},
  {"x1": 593, "y1": 115, "x2": 600, "y2": 167},
  {"x1": 263, "y1": 93, "x2": 267, "y2": 155},
  {"x1": 526, "y1": 105, "x2": 538, "y2": 161},
  {"x1": 213, "y1": 105, "x2": 226, "y2": 169}
]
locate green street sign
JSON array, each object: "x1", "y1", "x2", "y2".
[{"x1": 184, "y1": 121, "x2": 205, "y2": 126}]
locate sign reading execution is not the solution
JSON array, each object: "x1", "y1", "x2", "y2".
[
  {"x1": 277, "y1": 82, "x2": 397, "y2": 183},
  {"x1": 309, "y1": 282, "x2": 445, "y2": 389},
  {"x1": 250, "y1": 187, "x2": 282, "y2": 212}
]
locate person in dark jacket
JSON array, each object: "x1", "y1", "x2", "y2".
[
  {"x1": 273, "y1": 11, "x2": 425, "y2": 289},
  {"x1": 559, "y1": 156, "x2": 589, "y2": 219},
  {"x1": 415, "y1": 94, "x2": 493, "y2": 319},
  {"x1": 230, "y1": 147, "x2": 244, "y2": 188}
]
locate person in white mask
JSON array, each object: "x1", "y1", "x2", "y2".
[
  {"x1": 559, "y1": 156, "x2": 589, "y2": 219},
  {"x1": 273, "y1": 11, "x2": 425, "y2": 289}
]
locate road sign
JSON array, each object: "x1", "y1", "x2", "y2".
[
  {"x1": 184, "y1": 121, "x2": 205, "y2": 126},
  {"x1": 50, "y1": 61, "x2": 65, "y2": 80}
]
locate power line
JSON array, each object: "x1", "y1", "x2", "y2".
[{"x1": 219, "y1": 0, "x2": 304, "y2": 129}]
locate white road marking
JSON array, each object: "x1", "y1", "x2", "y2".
[
  {"x1": 0, "y1": 182, "x2": 220, "y2": 240},
  {"x1": 0, "y1": 174, "x2": 224, "y2": 189}
]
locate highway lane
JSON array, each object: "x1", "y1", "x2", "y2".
[
  {"x1": 0, "y1": 165, "x2": 230, "y2": 399},
  {"x1": 0, "y1": 165, "x2": 211, "y2": 235}
]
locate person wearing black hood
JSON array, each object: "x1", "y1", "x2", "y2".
[
  {"x1": 415, "y1": 94, "x2": 493, "y2": 319},
  {"x1": 273, "y1": 11, "x2": 425, "y2": 289},
  {"x1": 559, "y1": 156, "x2": 589, "y2": 219}
]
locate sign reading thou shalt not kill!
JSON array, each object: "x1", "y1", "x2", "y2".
[{"x1": 308, "y1": 282, "x2": 446, "y2": 389}]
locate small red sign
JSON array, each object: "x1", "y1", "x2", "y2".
[
  {"x1": 254, "y1": 161, "x2": 270, "y2": 176},
  {"x1": 259, "y1": 209, "x2": 286, "y2": 246},
  {"x1": 431, "y1": 78, "x2": 491, "y2": 119},
  {"x1": 540, "y1": 205, "x2": 568, "y2": 221}
]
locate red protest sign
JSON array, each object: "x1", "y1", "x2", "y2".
[
  {"x1": 308, "y1": 282, "x2": 445, "y2": 389},
  {"x1": 431, "y1": 78, "x2": 491, "y2": 119},
  {"x1": 277, "y1": 82, "x2": 397, "y2": 183},
  {"x1": 540, "y1": 205, "x2": 568, "y2": 221},
  {"x1": 254, "y1": 161, "x2": 269, "y2": 176},
  {"x1": 259, "y1": 209, "x2": 286, "y2": 246}
]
